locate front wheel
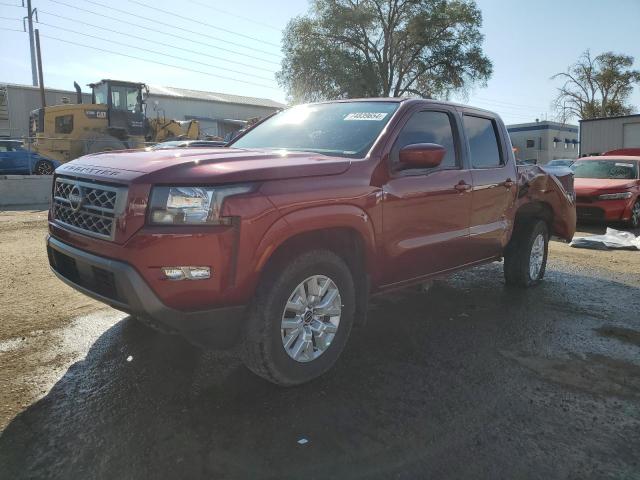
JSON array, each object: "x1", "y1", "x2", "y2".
[
  {"x1": 240, "y1": 250, "x2": 355, "y2": 386},
  {"x1": 504, "y1": 219, "x2": 549, "y2": 287},
  {"x1": 629, "y1": 200, "x2": 640, "y2": 229}
]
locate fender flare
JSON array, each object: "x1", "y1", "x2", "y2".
[{"x1": 252, "y1": 204, "x2": 378, "y2": 278}]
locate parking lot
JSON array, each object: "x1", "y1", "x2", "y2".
[{"x1": 1, "y1": 208, "x2": 639, "y2": 479}]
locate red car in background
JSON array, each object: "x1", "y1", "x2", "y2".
[{"x1": 573, "y1": 156, "x2": 640, "y2": 228}]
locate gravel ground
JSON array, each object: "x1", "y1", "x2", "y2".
[{"x1": 1, "y1": 209, "x2": 639, "y2": 479}]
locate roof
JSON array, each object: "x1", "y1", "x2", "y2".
[
  {"x1": 579, "y1": 113, "x2": 640, "y2": 123},
  {"x1": 507, "y1": 121, "x2": 579, "y2": 134},
  {"x1": 146, "y1": 85, "x2": 285, "y2": 109},
  {"x1": 1, "y1": 81, "x2": 285, "y2": 110},
  {"x1": 579, "y1": 155, "x2": 640, "y2": 161}
]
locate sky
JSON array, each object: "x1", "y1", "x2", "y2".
[{"x1": 1, "y1": 0, "x2": 639, "y2": 125}]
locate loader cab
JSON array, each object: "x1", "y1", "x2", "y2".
[{"x1": 89, "y1": 80, "x2": 147, "y2": 138}]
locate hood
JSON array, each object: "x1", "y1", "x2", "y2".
[
  {"x1": 55, "y1": 147, "x2": 352, "y2": 184},
  {"x1": 574, "y1": 178, "x2": 637, "y2": 195}
]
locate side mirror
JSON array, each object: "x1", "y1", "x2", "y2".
[{"x1": 399, "y1": 143, "x2": 446, "y2": 169}]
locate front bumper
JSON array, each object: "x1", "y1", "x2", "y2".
[
  {"x1": 575, "y1": 198, "x2": 634, "y2": 222},
  {"x1": 47, "y1": 235, "x2": 246, "y2": 348}
]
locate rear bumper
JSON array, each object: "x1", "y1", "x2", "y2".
[{"x1": 47, "y1": 235, "x2": 246, "y2": 348}]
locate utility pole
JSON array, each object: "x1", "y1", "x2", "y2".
[
  {"x1": 23, "y1": 0, "x2": 38, "y2": 86},
  {"x1": 35, "y1": 29, "x2": 46, "y2": 107}
]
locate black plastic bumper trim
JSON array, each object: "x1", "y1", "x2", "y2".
[{"x1": 47, "y1": 235, "x2": 247, "y2": 348}]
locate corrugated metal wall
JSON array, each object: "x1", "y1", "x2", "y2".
[
  {"x1": 580, "y1": 116, "x2": 640, "y2": 155},
  {"x1": 4, "y1": 85, "x2": 92, "y2": 138},
  {"x1": 3, "y1": 84, "x2": 281, "y2": 139},
  {"x1": 146, "y1": 95, "x2": 279, "y2": 137}
]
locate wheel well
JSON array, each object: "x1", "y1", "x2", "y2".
[
  {"x1": 261, "y1": 227, "x2": 370, "y2": 325},
  {"x1": 514, "y1": 201, "x2": 553, "y2": 232}
]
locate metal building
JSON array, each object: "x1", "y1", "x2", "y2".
[
  {"x1": 0, "y1": 82, "x2": 285, "y2": 139},
  {"x1": 0, "y1": 83, "x2": 91, "y2": 138},
  {"x1": 579, "y1": 114, "x2": 640, "y2": 156},
  {"x1": 507, "y1": 120, "x2": 580, "y2": 165}
]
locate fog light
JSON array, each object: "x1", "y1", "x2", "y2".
[{"x1": 161, "y1": 266, "x2": 211, "y2": 280}]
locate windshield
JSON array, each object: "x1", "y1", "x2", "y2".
[
  {"x1": 547, "y1": 159, "x2": 573, "y2": 167},
  {"x1": 231, "y1": 102, "x2": 400, "y2": 158},
  {"x1": 573, "y1": 159, "x2": 638, "y2": 179}
]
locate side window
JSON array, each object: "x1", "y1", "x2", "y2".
[
  {"x1": 463, "y1": 115, "x2": 503, "y2": 168},
  {"x1": 526, "y1": 139, "x2": 535, "y2": 148},
  {"x1": 0, "y1": 145, "x2": 9, "y2": 152},
  {"x1": 391, "y1": 110, "x2": 457, "y2": 170},
  {"x1": 55, "y1": 115, "x2": 74, "y2": 134}
]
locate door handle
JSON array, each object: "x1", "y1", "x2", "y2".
[
  {"x1": 503, "y1": 179, "x2": 515, "y2": 189},
  {"x1": 454, "y1": 181, "x2": 471, "y2": 192}
]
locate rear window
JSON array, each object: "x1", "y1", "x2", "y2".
[
  {"x1": 573, "y1": 159, "x2": 638, "y2": 180},
  {"x1": 463, "y1": 115, "x2": 503, "y2": 168}
]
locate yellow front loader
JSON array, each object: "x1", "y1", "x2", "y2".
[{"x1": 28, "y1": 80, "x2": 199, "y2": 163}]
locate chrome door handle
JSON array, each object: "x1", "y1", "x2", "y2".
[{"x1": 454, "y1": 181, "x2": 471, "y2": 192}]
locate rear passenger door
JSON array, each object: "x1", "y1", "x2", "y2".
[
  {"x1": 0, "y1": 144, "x2": 19, "y2": 174},
  {"x1": 463, "y1": 114, "x2": 517, "y2": 260}
]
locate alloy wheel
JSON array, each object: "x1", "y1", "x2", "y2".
[
  {"x1": 36, "y1": 161, "x2": 54, "y2": 175},
  {"x1": 280, "y1": 275, "x2": 342, "y2": 363},
  {"x1": 529, "y1": 233, "x2": 545, "y2": 280},
  {"x1": 632, "y1": 201, "x2": 640, "y2": 228}
]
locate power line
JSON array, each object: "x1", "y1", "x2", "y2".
[
  {"x1": 0, "y1": 16, "x2": 22, "y2": 21},
  {"x1": 38, "y1": 9, "x2": 278, "y2": 74},
  {"x1": 35, "y1": 20, "x2": 275, "y2": 82},
  {"x1": 33, "y1": 31, "x2": 279, "y2": 90},
  {"x1": 129, "y1": 0, "x2": 281, "y2": 49},
  {"x1": 473, "y1": 96, "x2": 545, "y2": 110},
  {"x1": 83, "y1": 0, "x2": 282, "y2": 59},
  {"x1": 185, "y1": 0, "x2": 281, "y2": 31},
  {"x1": 44, "y1": 0, "x2": 281, "y2": 63},
  {"x1": 35, "y1": 20, "x2": 276, "y2": 82},
  {"x1": 2, "y1": 28, "x2": 277, "y2": 89},
  {"x1": 0, "y1": 26, "x2": 23, "y2": 32}
]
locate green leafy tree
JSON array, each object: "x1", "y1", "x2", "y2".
[
  {"x1": 552, "y1": 51, "x2": 640, "y2": 120},
  {"x1": 278, "y1": 0, "x2": 493, "y2": 102}
]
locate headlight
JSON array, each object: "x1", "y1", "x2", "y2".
[
  {"x1": 597, "y1": 192, "x2": 632, "y2": 200},
  {"x1": 148, "y1": 185, "x2": 253, "y2": 225}
]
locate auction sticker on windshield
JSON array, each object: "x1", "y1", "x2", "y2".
[{"x1": 344, "y1": 112, "x2": 389, "y2": 121}]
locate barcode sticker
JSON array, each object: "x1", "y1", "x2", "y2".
[{"x1": 344, "y1": 112, "x2": 388, "y2": 121}]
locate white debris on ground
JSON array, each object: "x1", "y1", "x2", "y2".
[
  {"x1": 297, "y1": 438, "x2": 309, "y2": 445},
  {"x1": 570, "y1": 228, "x2": 640, "y2": 251}
]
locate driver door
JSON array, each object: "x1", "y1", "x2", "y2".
[{"x1": 381, "y1": 109, "x2": 473, "y2": 286}]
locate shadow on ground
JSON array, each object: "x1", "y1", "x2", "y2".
[{"x1": 1, "y1": 264, "x2": 639, "y2": 479}]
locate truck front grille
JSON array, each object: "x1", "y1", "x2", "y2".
[{"x1": 52, "y1": 176, "x2": 127, "y2": 240}]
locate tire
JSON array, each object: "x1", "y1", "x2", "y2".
[
  {"x1": 504, "y1": 219, "x2": 549, "y2": 288},
  {"x1": 33, "y1": 159, "x2": 54, "y2": 175},
  {"x1": 82, "y1": 134, "x2": 127, "y2": 155},
  {"x1": 240, "y1": 250, "x2": 356, "y2": 386},
  {"x1": 629, "y1": 200, "x2": 640, "y2": 229}
]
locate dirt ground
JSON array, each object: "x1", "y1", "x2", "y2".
[{"x1": 1, "y1": 209, "x2": 640, "y2": 479}]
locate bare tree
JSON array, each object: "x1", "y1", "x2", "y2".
[{"x1": 552, "y1": 50, "x2": 640, "y2": 121}]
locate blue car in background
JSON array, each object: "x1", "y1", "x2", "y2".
[{"x1": 0, "y1": 139, "x2": 60, "y2": 175}]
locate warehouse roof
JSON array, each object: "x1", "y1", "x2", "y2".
[
  {"x1": 147, "y1": 85, "x2": 286, "y2": 109},
  {"x1": 2, "y1": 82, "x2": 286, "y2": 110}
]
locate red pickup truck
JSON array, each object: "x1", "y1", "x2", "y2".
[{"x1": 47, "y1": 99, "x2": 576, "y2": 385}]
